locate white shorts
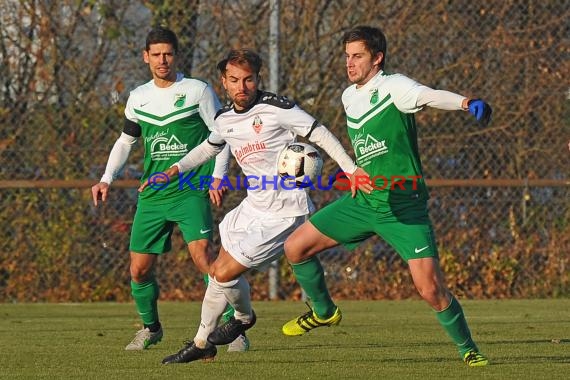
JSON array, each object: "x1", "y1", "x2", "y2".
[{"x1": 219, "y1": 200, "x2": 306, "y2": 270}]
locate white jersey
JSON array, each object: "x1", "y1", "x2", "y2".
[{"x1": 214, "y1": 91, "x2": 318, "y2": 217}]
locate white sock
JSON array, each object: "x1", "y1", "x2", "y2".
[
  {"x1": 217, "y1": 275, "x2": 253, "y2": 322},
  {"x1": 194, "y1": 275, "x2": 228, "y2": 347}
]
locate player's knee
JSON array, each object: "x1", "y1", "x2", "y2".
[
  {"x1": 130, "y1": 264, "x2": 153, "y2": 283},
  {"x1": 415, "y1": 282, "x2": 441, "y2": 304},
  {"x1": 211, "y1": 265, "x2": 237, "y2": 284},
  {"x1": 284, "y1": 236, "x2": 303, "y2": 263},
  {"x1": 130, "y1": 271, "x2": 149, "y2": 283},
  {"x1": 212, "y1": 275, "x2": 239, "y2": 288},
  {"x1": 212, "y1": 271, "x2": 236, "y2": 284},
  {"x1": 285, "y1": 235, "x2": 319, "y2": 264},
  {"x1": 187, "y1": 239, "x2": 209, "y2": 256}
]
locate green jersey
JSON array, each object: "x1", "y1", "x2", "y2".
[
  {"x1": 125, "y1": 73, "x2": 221, "y2": 204},
  {"x1": 342, "y1": 71, "x2": 429, "y2": 205}
]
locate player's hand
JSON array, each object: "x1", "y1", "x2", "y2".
[
  {"x1": 91, "y1": 182, "x2": 109, "y2": 206},
  {"x1": 468, "y1": 99, "x2": 492, "y2": 127},
  {"x1": 350, "y1": 167, "x2": 373, "y2": 198},
  {"x1": 209, "y1": 177, "x2": 227, "y2": 208},
  {"x1": 137, "y1": 166, "x2": 180, "y2": 192}
]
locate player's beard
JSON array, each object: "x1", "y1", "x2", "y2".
[{"x1": 232, "y1": 92, "x2": 256, "y2": 109}]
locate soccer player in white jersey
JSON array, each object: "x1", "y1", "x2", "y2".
[
  {"x1": 90, "y1": 27, "x2": 245, "y2": 352},
  {"x1": 281, "y1": 25, "x2": 491, "y2": 367},
  {"x1": 145, "y1": 49, "x2": 368, "y2": 364}
]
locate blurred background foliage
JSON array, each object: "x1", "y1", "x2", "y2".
[{"x1": 0, "y1": 0, "x2": 568, "y2": 302}]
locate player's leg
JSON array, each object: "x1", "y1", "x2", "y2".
[
  {"x1": 125, "y1": 203, "x2": 172, "y2": 350},
  {"x1": 283, "y1": 194, "x2": 373, "y2": 335},
  {"x1": 175, "y1": 194, "x2": 216, "y2": 274},
  {"x1": 126, "y1": 251, "x2": 164, "y2": 350},
  {"x1": 206, "y1": 249, "x2": 255, "y2": 345},
  {"x1": 162, "y1": 248, "x2": 250, "y2": 364},
  {"x1": 283, "y1": 221, "x2": 339, "y2": 319},
  {"x1": 202, "y1": 274, "x2": 236, "y2": 324},
  {"x1": 187, "y1": 240, "x2": 239, "y2": 332},
  {"x1": 202, "y1": 273, "x2": 244, "y2": 351},
  {"x1": 176, "y1": 195, "x2": 242, "y2": 350},
  {"x1": 408, "y1": 258, "x2": 488, "y2": 366},
  {"x1": 210, "y1": 206, "x2": 305, "y2": 343},
  {"x1": 163, "y1": 202, "x2": 253, "y2": 364},
  {"x1": 378, "y1": 199, "x2": 487, "y2": 366}
]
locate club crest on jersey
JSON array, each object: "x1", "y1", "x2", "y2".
[
  {"x1": 252, "y1": 115, "x2": 263, "y2": 134},
  {"x1": 174, "y1": 94, "x2": 186, "y2": 108},
  {"x1": 370, "y1": 88, "x2": 379, "y2": 105}
]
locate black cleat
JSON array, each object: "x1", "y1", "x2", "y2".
[
  {"x1": 208, "y1": 310, "x2": 257, "y2": 345},
  {"x1": 161, "y1": 340, "x2": 217, "y2": 364}
]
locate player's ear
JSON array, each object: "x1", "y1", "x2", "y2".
[
  {"x1": 143, "y1": 49, "x2": 150, "y2": 64},
  {"x1": 373, "y1": 52, "x2": 383, "y2": 67}
]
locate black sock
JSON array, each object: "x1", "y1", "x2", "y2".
[{"x1": 144, "y1": 321, "x2": 161, "y2": 332}]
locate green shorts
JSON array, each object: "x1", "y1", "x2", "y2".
[
  {"x1": 310, "y1": 193, "x2": 438, "y2": 262},
  {"x1": 129, "y1": 195, "x2": 213, "y2": 254}
]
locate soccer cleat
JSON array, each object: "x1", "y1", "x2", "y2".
[
  {"x1": 208, "y1": 310, "x2": 256, "y2": 345},
  {"x1": 227, "y1": 333, "x2": 250, "y2": 352},
  {"x1": 162, "y1": 341, "x2": 217, "y2": 364},
  {"x1": 282, "y1": 303, "x2": 342, "y2": 336},
  {"x1": 463, "y1": 350, "x2": 489, "y2": 367},
  {"x1": 124, "y1": 327, "x2": 163, "y2": 350}
]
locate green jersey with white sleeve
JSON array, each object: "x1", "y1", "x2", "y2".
[
  {"x1": 342, "y1": 70, "x2": 429, "y2": 205},
  {"x1": 124, "y1": 73, "x2": 220, "y2": 204}
]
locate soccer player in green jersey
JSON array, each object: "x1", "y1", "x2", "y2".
[
  {"x1": 90, "y1": 27, "x2": 245, "y2": 352},
  {"x1": 281, "y1": 25, "x2": 492, "y2": 367}
]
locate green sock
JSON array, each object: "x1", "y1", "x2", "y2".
[
  {"x1": 131, "y1": 278, "x2": 159, "y2": 326},
  {"x1": 203, "y1": 274, "x2": 235, "y2": 323},
  {"x1": 435, "y1": 296, "x2": 478, "y2": 357},
  {"x1": 291, "y1": 257, "x2": 336, "y2": 319}
]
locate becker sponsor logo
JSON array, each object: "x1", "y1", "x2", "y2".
[
  {"x1": 353, "y1": 133, "x2": 388, "y2": 160},
  {"x1": 150, "y1": 134, "x2": 189, "y2": 160},
  {"x1": 233, "y1": 140, "x2": 267, "y2": 163}
]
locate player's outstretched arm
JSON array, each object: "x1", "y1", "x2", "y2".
[{"x1": 416, "y1": 88, "x2": 492, "y2": 127}]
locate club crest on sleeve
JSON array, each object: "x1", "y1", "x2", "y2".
[{"x1": 252, "y1": 115, "x2": 263, "y2": 134}]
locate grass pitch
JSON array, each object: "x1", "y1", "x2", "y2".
[{"x1": 1, "y1": 299, "x2": 568, "y2": 379}]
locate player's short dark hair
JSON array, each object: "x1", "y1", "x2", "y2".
[
  {"x1": 145, "y1": 26, "x2": 178, "y2": 54},
  {"x1": 342, "y1": 25, "x2": 387, "y2": 69},
  {"x1": 217, "y1": 49, "x2": 263, "y2": 77}
]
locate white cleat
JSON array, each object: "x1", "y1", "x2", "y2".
[
  {"x1": 125, "y1": 327, "x2": 163, "y2": 350},
  {"x1": 227, "y1": 333, "x2": 250, "y2": 352}
]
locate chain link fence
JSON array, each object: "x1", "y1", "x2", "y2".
[{"x1": 1, "y1": 0, "x2": 568, "y2": 302}]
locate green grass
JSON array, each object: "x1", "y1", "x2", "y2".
[{"x1": 1, "y1": 300, "x2": 569, "y2": 379}]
